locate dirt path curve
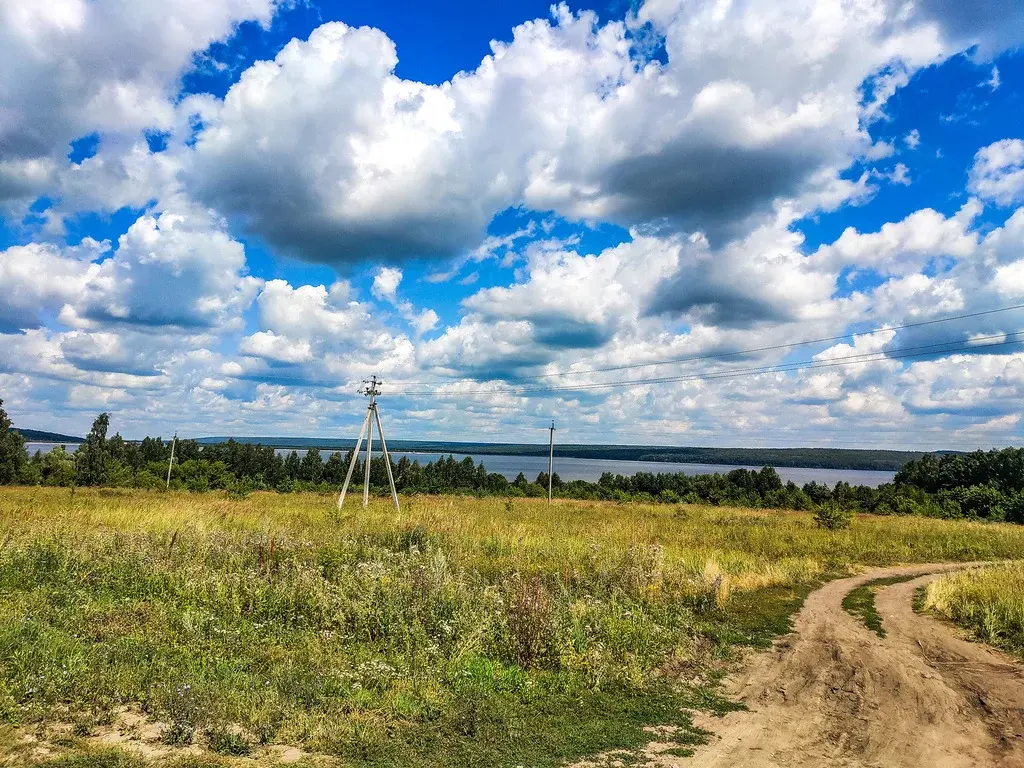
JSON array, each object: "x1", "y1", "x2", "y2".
[{"x1": 686, "y1": 562, "x2": 1024, "y2": 768}]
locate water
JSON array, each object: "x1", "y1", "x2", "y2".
[
  {"x1": 24, "y1": 442, "x2": 896, "y2": 487},
  {"x1": 385, "y1": 452, "x2": 896, "y2": 487},
  {"x1": 25, "y1": 442, "x2": 79, "y2": 454},
  {"x1": 277, "y1": 448, "x2": 896, "y2": 488}
]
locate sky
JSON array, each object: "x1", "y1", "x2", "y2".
[{"x1": 1, "y1": 0, "x2": 1024, "y2": 450}]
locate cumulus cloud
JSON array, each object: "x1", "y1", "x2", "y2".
[
  {"x1": 906, "y1": 0, "x2": 1024, "y2": 59},
  {"x1": 371, "y1": 267, "x2": 403, "y2": 301},
  {"x1": 811, "y1": 201, "x2": 981, "y2": 277},
  {"x1": 0, "y1": 0, "x2": 276, "y2": 205},
  {"x1": 60, "y1": 204, "x2": 261, "y2": 331},
  {"x1": 183, "y1": 0, "x2": 1024, "y2": 264},
  {"x1": 0, "y1": 238, "x2": 106, "y2": 332},
  {"x1": 648, "y1": 222, "x2": 849, "y2": 327},
  {"x1": 419, "y1": 234, "x2": 681, "y2": 375},
  {"x1": 230, "y1": 278, "x2": 417, "y2": 387},
  {"x1": 969, "y1": 139, "x2": 1024, "y2": 206}
]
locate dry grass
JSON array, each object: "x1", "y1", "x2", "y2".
[{"x1": 923, "y1": 562, "x2": 1024, "y2": 658}]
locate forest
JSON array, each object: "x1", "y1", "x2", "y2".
[{"x1": 2, "y1": 402, "x2": 1023, "y2": 523}]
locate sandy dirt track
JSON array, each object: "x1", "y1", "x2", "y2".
[{"x1": 684, "y1": 563, "x2": 1024, "y2": 768}]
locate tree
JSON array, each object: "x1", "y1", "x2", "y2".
[
  {"x1": 299, "y1": 448, "x2": 324, "y2": 483},
  {"x1": 0, "y1": 398, "x2": 27, "y2": 485},
  {"x1": 75, "y1": 413, "x2": 110, "y2": 486},
  {"x1": 323, "y1": 452, "x2": 346, "y2": 485},
  {"x1": 41, "y1": 446, "x2": 76, "y2": 486},
  {"x1": 283, "y1": 451, "x2": 301, "y2": 480}
]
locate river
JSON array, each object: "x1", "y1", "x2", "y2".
[{"x1": 26, "y1": 442, "x2": 896, "y2": 487}]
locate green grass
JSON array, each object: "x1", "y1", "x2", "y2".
[
  {"x1": 922, "y1": 562, "x2": 1024, "y2": 659},
  {"x1": 2, "y1": 487, "x2": 1024, "y2": 767},
  {"x1": 842, "y1": 576, "x2": 920, "y2": 637}
]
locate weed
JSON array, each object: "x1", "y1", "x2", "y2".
[
  {"x1": 205, "y1": 725, "x2": 252, "y2": 756},
  {"x1": 503, "y1": 573, "x2": 555, "y2": 668}
]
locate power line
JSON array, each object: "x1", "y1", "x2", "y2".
[
  {"x1": 568, "y1": 424, "x2": 1024, "y2": 440},
  {"x1": 396, "y1": 303, "x2": 1024, "y2": 385},
  {"x1": 389, "y1": 332, "x2": 1024, "y2": 396}
]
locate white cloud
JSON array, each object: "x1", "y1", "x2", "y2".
[
  {"x1": 60, "y1": 204, "x2": 260, "y2": 331},
  {"x1": 811, "y1": 201, "x2": 980, "y2": 276},
  {"x1": 0, "y1": 0, "x2": 277, "y2": 205},
  {"x1": 182, "y1": 0, "x2": 1024, "y2": 264},
  {"x1": 904, "y1": 129, "x2": 921, "y2": 150},
  {"x1": 872, "y1": 162, "x2": 912, "y2": 186},
  {"x1": 239, "y1": 331, "x2": 314, "y2": 364},
  {"x1": 0, "y1": 238, "x2": 106, "y2": 332},
  {"x1": 969, "y1": 139, "x2": 1024, "y2": 206},
  {"x1": 371, "y1": 267, "x2": 403, "y2": 301},
  {"x1": 987, "y1": 66, "x2": 1001, "y2": 90},
  {"x1": 412, "y1": 309, "x2": 439, "y2": 337}
]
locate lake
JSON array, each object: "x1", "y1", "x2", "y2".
[{"x1": 24, "y1": 443, "x2": 897, "y2": 487}]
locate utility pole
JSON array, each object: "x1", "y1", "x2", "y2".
[
  {"x1": 165, "y1": 431, "x2": 177, "y2": 490},
  {"x1": 338, "y1": 376, "x2": 400, "y2": 512},
  {"x1": 548, "y1": 421, "x2": 555, "y2": 503}
]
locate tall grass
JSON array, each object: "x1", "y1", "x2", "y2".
[
  {"x1": 2, "y1": 488, "x2": 1023, "y2": 766},
  {"x1": 923, "y1": 562, "x2": 1024, "y2": 658}
]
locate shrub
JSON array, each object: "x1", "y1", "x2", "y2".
[
  {"x1": 226, "y1": 477, "x2": 254, "y2": 500},
  {"x1": 814, "y1": 502, "x2": 853, "y2": 530},
  {"x1": 133, "y1": 469, "x2": 163, "y2": 490}
]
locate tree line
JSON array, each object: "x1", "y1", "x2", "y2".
[{"x1": 2, "y1": 404, "x2": 1022, "y2": 523}]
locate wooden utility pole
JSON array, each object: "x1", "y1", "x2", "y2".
[
  {"x1": 337, "y1": 376, "x2": 400, "y2": 512},
  {"x1": 548, "y1": 421, "x2": 555, "y2": 503},
  {"x1": 165, "y1": 432, "x2": 177, "y2": 490}
]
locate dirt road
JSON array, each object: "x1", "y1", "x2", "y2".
[{"x1": 685, "y1": 563, "x2": 1024, "y2": 768}]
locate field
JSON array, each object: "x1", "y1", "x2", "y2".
[
  {"x1": 923, "y1": 562, "x2": 1024, "y2": 659},
  {"x1": 3, "y1": 488, "x2": 1024, "y2": 767}
]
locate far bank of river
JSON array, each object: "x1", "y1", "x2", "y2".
[{"x1": 27, "y1": 443, "x2": 895, "y2": 487}]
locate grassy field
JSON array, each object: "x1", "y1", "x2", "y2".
[
  {"x1": 923, "y1": 562, "x2": 1024, "y2": 660},
  {"x1": 3, "y1": 488, "x2": 1024, "y2": 767}
]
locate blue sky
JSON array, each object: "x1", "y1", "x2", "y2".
[{"x1": 1, "y1": 0, "x2": 1024, "y2": 449}]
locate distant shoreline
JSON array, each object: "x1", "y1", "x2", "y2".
[
  {"x1": 18, "y1": 433, "x2": 963, "y2": 471},
  {"x1": 191, "y1": 437, "x2": 936, "y2": 471}
]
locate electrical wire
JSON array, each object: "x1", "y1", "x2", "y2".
[
  {"x1": 395, "y1": 302, "x2": 1024, "y2": 385},
  {"x1": 388, "y1": 332, "x2": 1024, "y2": 396}
]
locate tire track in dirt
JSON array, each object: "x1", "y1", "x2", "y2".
[{"x1": 681, "y1": 562, "x2": 1024, "y2": 768}]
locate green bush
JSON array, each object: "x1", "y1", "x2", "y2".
[
  {"x1": 814, "y1": 502, "x2": 853, "y2": 530},
  {"x1": 226, "y1": 477, "x2": 254, "y2": 500}
]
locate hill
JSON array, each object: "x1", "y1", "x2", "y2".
[{"x1": 10, "y1": 427, "x2": 84, "y2": 443}]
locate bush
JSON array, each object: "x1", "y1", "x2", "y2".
[
  {"x1": 133, "y1": 469, "x2": 163, "y2": 490},
  {"x1": 226, "y1": 477, "x2": 254, "y2": 500},
  {"x1": 814, "y1": 502, "x2": 853, "y2": 530},
  {"x1": 1003, "y1": 492, "x2": 1024, "y2": 525}
]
